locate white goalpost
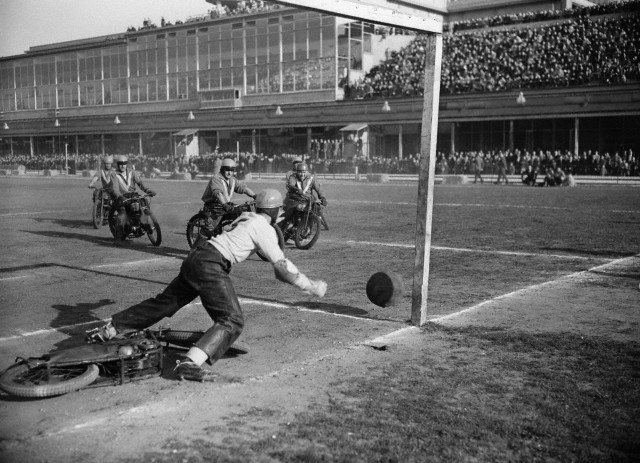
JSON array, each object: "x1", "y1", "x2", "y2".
[{"x1": 268, "y1": 0, "x2": 446, "y2": 326}]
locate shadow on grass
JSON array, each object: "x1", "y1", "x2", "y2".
[
  {"x1": 32, "y1": 217, "x2": 94, "y2": 230},
  {"x1": 24, "y1": 229, "x2": 189, "y2": 259}
]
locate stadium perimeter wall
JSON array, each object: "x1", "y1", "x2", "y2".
[{"x1": 10, "y1": 170, "x2": 640, "y2": 186}]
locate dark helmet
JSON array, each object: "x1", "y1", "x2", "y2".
[{"x1": 296, "y1": 163, "x2": 309, "y2": 173}]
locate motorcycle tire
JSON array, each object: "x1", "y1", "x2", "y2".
[
  {"x1": 92, "y1": 198, "x2": 103, "y2": 229},
  {"x1": 0, "y1": 363, "x2": 100, "y2": 398},
  {"x1": 294, "y1": 215, "x2": 321, "y2": 250},
  {"x1": 108, "y1": 208, "x2": 126, "y2": 241},
  {"x1": 146, "y1": 214, "x2": 162, "y2": 246},
  {"x1": 151, "y1": 330, "x2": 250, "y2": 355},
  {"x1": 256, "y1": 224, "x2": 285, "y2": 262},
  {"x1": 319, "y1": 211, "x2": 330, "y2": 231},
  {"x1": 185, "y1": 213, "x2": 209, "y2": 249}
]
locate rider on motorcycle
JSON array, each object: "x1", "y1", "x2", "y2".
[
  {"x1": 200, "y1": 158, "x2": 256, "y2": 233},
  {"x1": 88, "y1": 155, "x2": 114, "y2": 202},
  {"x1": 285, "y1": 157, "x2": 303, "y2": 185},
  {"x1": 111, "y1": 155, "x2": 157, "y2": 239},
  {"x1": 281, "y1": 162, "x2": 327, "y2": 229}
]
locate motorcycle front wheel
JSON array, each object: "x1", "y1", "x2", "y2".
[
  {"x1": 0, "y1": 363, "x2": 100, "y2": 398},
  {"x1": 92, "y1": 197, "x2": 103, "y2": 229},
  {"x1": 294, "y1": 215, "x2": 321, "y2": 250},
  {"x1": 146, "y1": 215, "x2": 162, "y2": 246},
  {"x1": 185, "y1": 213, "x2": 208, "y2": 249},
  {"x1": 108, "y1": 208, "x2": 126, "y2": 241}
]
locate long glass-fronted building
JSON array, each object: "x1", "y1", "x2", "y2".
[{"x1": 1, "y1": 0, "x2": 638, "y2": 160}]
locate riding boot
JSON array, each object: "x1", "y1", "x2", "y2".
[{"x1": 195, "y1": 324, "x2": 238, "y2": 364}]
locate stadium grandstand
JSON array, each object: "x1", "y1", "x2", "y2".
[{"x1": 0, "y1": 0, "x2": 638, "y2": 178}]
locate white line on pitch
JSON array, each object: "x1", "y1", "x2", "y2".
[
  {"x1": 344, "y1": 200, "x2": 639, "y2": 214},
  {"x1": 337, "y1": 240, "x2": 609, "y2": 261},
  {"x1": 430, "y1": 254, "x2": 639, "y2": 323},
  {"x1": 0, "y1": 275, "x2": 30, "y2": 282},
  {"x1": 0, "y1": 209, "x2": 74, "y2": 217},
  {"x1": 93, "y1": 257, "x2": 176, "y2": 269},
  {"x1": 344, "y1": 200, "x2": 571, "y2": 211}
]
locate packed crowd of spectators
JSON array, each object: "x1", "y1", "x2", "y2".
[
  {"x1": 444, "y1": 0, "x2": 638, "y2": 33},
  {"x1": 349, "y1": 1, "x2": 640, "y2": 98},
  {"x1": 1, "y1": 147, "x2": 637, "y2": 178},
  {"x1": 126, "y1": 1, "x2": 277, "y2": 32}
]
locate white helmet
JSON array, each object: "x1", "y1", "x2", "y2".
[
  {"x1": 255, "y1": 189, "x2": 282, "y2": 224},
  {"x1": 221, "y1": 158, "x2": 236, "y2": 169}
]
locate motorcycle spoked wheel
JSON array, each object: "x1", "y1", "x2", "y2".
[
  {"x1": 0, "y1": 363, "x2": 100, "y2": 398},
  {"x1": 108, "y1": 208, "x2": 127, "y2": 241},
  {"x1": 92, "y1": 198, "x2": 103, "y2": 229},
  {"x1": 185, "y1": 213, "x2": 209, "y2": 249},
  {"x1": 294, "y1": 215, "x2": 321, "y2": 250},
  {"x1": 319, "y1": 211, "x2": 329, "y2": 231},
  {"x1": 151, "y1": 330, "x2": 250, "y2": 355},
  {"x1": 146, "y1": 214, "x2": 162, "y2": 246},
  {"x1": 256, "y1": 224, "x2": 285, "y2": 262}
]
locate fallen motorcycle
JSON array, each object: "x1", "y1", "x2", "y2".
[
  {"x1": 278, "y1": 196, "x2": 324, "y2": 250},
  {"x1": 185, "y1": 200, "x2": 284, "y2": 261},
  {"x1": 0, "y1": 328, "x2": 249, "y2": 398},
  {"x1": 108, "y1": 193, "x2": 162, "y2": 246}
]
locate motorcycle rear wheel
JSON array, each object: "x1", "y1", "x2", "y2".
[
  {"x1": 92, "y1": 198, "x2": 103, "y2": 229},
  {"x1": 256, "y1": 224, "x2": 285, "y2": 262},
  {"x1": 146, "y1": 216, "x2": 162, "y2": 246},
  {"x1": 294, "y1": 215, "x2": 321, "y2": 250},
  {"x1": 0, "y1": 363, "x2": 100, "y2": 398}
]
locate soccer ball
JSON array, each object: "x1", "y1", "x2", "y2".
[{"x1": 366, "y1": 271, "x2": 404, "y2": 308}]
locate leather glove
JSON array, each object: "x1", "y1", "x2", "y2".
[
  {"x1": 147, "y1": 190, "x2": 156, "y2": 197},
  {"x1": 321, "y1": 198, "x2": 327, "y2": 207},
  {"x1": 222, "y1": 203, "x2": 235, "y2": 213}
]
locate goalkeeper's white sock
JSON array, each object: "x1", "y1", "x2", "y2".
[{"x1": 185, "y1": 346, "x2": 208, "y2": 366}]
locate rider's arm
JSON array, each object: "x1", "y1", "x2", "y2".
[
  {"x1": 312, "y1": 179, "x2": 327, "y2": 204},
  {"x1": 207, "y1": 176, "x2": 230, "y2": 204},
  {"x1": 234, "y1": 181, "x2": 256, "y2": 199},
  {"x1": 216, "y1": 191, "x2": 231, "y2": 205},
  {"x1": 133, "y1": 172, "x2": 152, "y2": 194}
]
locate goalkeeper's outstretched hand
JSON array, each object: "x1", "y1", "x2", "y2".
[{"x1": 305, "y1": 279, "x2": 327, "y2": 298}]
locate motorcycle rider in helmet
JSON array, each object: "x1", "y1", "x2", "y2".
[
  {"x1": 200, "y1": 157, "x2": 256, "y2": 235},
  {"x1": 285, "y1": 157, "x2": 303, "y2": 185},
  {"x1": 87, "y1": 189, "x2": 327, "y2": 381},
  {"x1": 88, "y1": 155, "x2": 114, "y2": 202},
  {"x1": 281, "y1": 162, "x2": 328, "y2": 231},
  {"x1": 111, "y1": 155, "x2": 157, "y2": 240}
]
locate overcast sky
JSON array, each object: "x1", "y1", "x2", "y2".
[{"x1": 0, "y1": 0, "x2": 213, "y2": 58}]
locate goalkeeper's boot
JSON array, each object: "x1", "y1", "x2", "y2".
[{"x1": 174, "y1": 357, "x2": 218, "y2": 382}]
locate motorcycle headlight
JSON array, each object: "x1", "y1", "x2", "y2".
[{"x1": 296, "y1": 203, "x2": 306, "y2": 211}]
